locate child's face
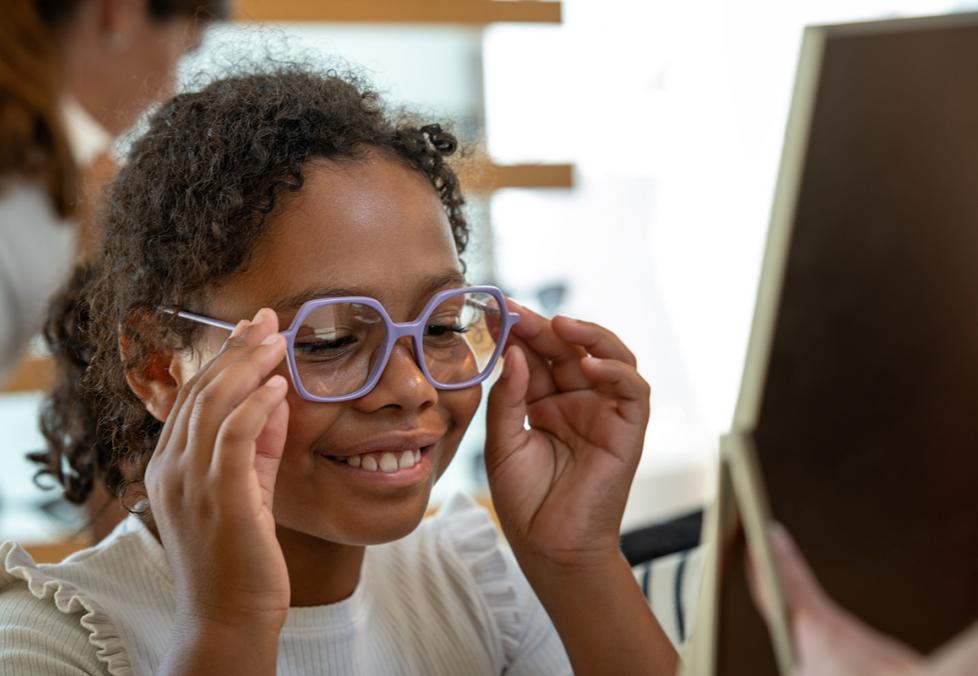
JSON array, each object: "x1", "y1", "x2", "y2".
[{"x1": 186, "y1": 154, "x2": 482, "y2": 545}]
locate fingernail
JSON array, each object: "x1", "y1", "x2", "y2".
[
  {"x1": 265, "y1": 374, "x2": 287, "y2": 390},
  {"x1": 252, "y1": 308, "x2": 265, "y2": 324},
  {"x1": 261, "y1": 332, "x2": 282, "y2": 346},
  {"x1": 507, "y1": 298, "x2": 527, "y2": 312},
  {"x1": 582, "y1": 356, "x2": 602, "y2": 366},
  {"x1": 229, "y1": 320, "x2": 248, "y2": 338}
]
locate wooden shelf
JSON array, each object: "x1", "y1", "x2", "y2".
[
  {"x1": 460, "y1": 161, "x2": 574, "y2": 193},
  {"x1": 0, "y1": 162, "x2": 573, "y2": 395},
  {"x1": 1, "y1": 355, "x2": 54, "y2": 394},
  {"x1": 24, "y1": 538, "x2": 92, "y2": 564},
  {"x1": 235, "y1": 0, "x2": 562, "y2": 25}
]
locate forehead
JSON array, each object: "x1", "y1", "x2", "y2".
[{"x1": 212, "y1": 154, "x2": 464, "y2": 319}]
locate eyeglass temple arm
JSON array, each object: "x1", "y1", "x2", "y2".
[{"x1": 160, "y1": 308, "x2": 237, "y2": 333}]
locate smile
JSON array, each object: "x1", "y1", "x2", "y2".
[
  {"x1": 323, "y1": 448, "x2": 424, "y2": 472},
  {"x1": 316, "y1": 444, "x2": 436, "y2": 486}
]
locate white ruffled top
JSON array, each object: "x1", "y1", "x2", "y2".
[{"x1": 0, "y1": 493, "x2": 571, "y2": 676}]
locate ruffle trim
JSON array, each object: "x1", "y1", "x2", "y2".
[
  {"x1": 0, "y1": 541, "x2": 132, "y2": 676},
  {"x1": 437, "y1": 493, "x2": 522, "y2": 663}
]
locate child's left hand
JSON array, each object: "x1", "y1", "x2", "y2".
[{"x1": 485, "y1": 302, "x2": 650, "y2": 574}]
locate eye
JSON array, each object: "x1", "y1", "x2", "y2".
[
  {"x1": 294, "y1": 333, "x2": 359, "y2": 359},
  {"x1": 425, "y1": 320, "x2": 468, "y2": 340}
]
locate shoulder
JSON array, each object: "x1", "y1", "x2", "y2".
[
  {"x1": 375, "y1": 493, "x2": 570, "y2": 671},
  {"x1": 411, "y1": 493, "x2": 515, "y2": 597},
  {"x1": 0, "y1": 517, "x2": 169, "y2": 675},
  {"x1": 370, "y1": 495, "x2": 519, "y2": 648},
  {"x1": 0, "y1": 576, "x2": 107, "y2": 675}
]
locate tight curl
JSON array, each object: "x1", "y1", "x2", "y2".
[{"x1": 31, "y1": 66, "x2": 469, "y2": 508}]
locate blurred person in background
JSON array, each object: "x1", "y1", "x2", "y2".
[{"x1": 0, "y1": 0, "x2": 228, "y2": 380}]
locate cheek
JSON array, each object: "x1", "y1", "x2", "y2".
[
  {"x1": 434, "y1": 385, "x2": 483, "y2": 476},
  {"x1": 280, "y1": 387, "x2": 345, "y2": 454}
]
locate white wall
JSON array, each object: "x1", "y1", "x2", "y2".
[
  {"x1": 0, "y1": 1, "x2": 969, "y2": 538},
  {"x1": 483, "y1": 0, "x2": 961, "y2": 524}
]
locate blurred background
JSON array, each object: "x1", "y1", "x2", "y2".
[{"x1": 2, "y1": 0, "x2": 975, "y2": 549}]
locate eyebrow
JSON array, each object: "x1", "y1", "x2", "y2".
[{"x1": 269, "y1": 270, "x2": 469, "y2": 314}]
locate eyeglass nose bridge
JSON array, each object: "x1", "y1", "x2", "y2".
[
  {"x1": 373, "y1": 318, "x2": 436, "y2": 387},
  {"x1": 363, "y1": 309, "x2": 490, "y2": 397}
]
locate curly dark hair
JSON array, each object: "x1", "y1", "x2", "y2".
[{"x1": 30, "y1": 66, "x2": 469, "y2": 507}]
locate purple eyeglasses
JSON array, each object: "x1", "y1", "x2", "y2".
[{"x1": 164, "y1": 285, "x2": 519, "y2": 402}]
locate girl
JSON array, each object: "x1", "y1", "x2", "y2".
[{"x1": 0, "y1": 66, "x2": 678, "y2": 675}]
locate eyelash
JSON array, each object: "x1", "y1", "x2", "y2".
[{"x1": 426, "y1": 323, "x2": 468, "y2": 337}]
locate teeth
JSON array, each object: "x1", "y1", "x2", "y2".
[
  {"x1": 379, "y1": 452, "x2": 398, "y2": 473},
  {"x1": 330, "y1": 448, "x2": 426, "y2": 471}
]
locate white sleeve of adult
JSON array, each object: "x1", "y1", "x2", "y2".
[{"x1": 0, "y1": 183, "x2": 76, "y2": 379}]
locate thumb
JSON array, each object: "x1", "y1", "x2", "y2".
[
  {"x1": 485, "y1": 346, "x2": 530, "y2": 471},
  {"x1": 748, "y1": 522, "x2": 830, "y2": 625},
  {"x1": 253, "y1": 397, "x2": 289, "y2": 509},
  {"x1": 769, "y1": 523, "x2": 828, "y2": 614}
]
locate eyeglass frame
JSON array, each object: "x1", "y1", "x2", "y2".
[{"x1": 161, "y1": 285, "x2": 520, "y2": 403}]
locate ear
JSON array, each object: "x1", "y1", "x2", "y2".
[{"x1": 121, "y1": 334, "x2": 182, "y2": 423}]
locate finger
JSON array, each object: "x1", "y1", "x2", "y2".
[
  {"x1": 158, "y1": 315, "x2": 257, "y2": 459},
  {"x1": 195, "y1": 309, "x2": 280, "y2": 391},
  {"x1": 504, "y1": 332, "x2": 557, "y2": 403},
  {"x1": 184, "y1": 334, "x2": 286, "y2": 472},
  {"x1": 507, "y1": 301, "x2": 591, "y2": 392},
  {"x1": 745, "y1": 544, "x2": 774, "y2": 624},
  {"x1": 578, "y1": 357, "x2": 651, "y2": 426},
  {"x1": 154, "y1": 318, "x2": 250, "y2": 457},
  {"x1": 484, "y1": 346, "x2": 531, "y2": 473},
  {"x1": 253, "y1": 397, "x2": 290, "y2": 500},
  {"x1": 553, "y1": 316, "x2": 637, "y2": 367},
  {"x1": 212, "y1": 375, "x2": 289, "y2": 510},
  {"x1": 768, "y1": 523, "x2": 827, "y2": 612},
  {"x1": 181, "y1": 309, "x2": 286, "y2": 469}
]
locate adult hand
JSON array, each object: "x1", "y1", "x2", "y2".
[
  {"x1": 751, "y1": 524, "x2": 923, "y2": 676},
  {"x1": 484, "y1": 301, "x2": 650, "y2": 572},
  {"x1": 145, "y1": 308, "x2": 291, "y2": 635}
]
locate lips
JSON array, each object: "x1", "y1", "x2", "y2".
[
  {"x1": 315, "y1": 431, "x2": 443, "y2": 475},
  {"x1": 321, "y1": 432, "x2": 444, "y2": 458}
]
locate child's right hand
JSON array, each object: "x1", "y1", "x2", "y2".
[{"x1": 144, "y1": 308, "x2": 291, "y2": 636}]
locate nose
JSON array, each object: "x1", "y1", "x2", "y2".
[{"x1": 355, "y1": 337, "x2": 437, "y2": 412}]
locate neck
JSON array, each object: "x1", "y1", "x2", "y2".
[
  {"x1": 145, "y1": 519, "x2": 366, "y2": 608},
  {"x1": 277, "y1": 524, "x2": 366, "y2": 607}
]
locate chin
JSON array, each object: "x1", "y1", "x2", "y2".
[{"x1": 275, "y1": 484, "x2": 434, "y2": 546}]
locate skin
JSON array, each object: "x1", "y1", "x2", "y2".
[
  {"x1": 752, "y1": 525, "x2": 978, "y2": 676},
  {"x1": 58, "y1": 0, "x2": 205, "y2": 135},
  {"x1": 129, "y1": 153, "x2": 678, "y2": 674}
]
